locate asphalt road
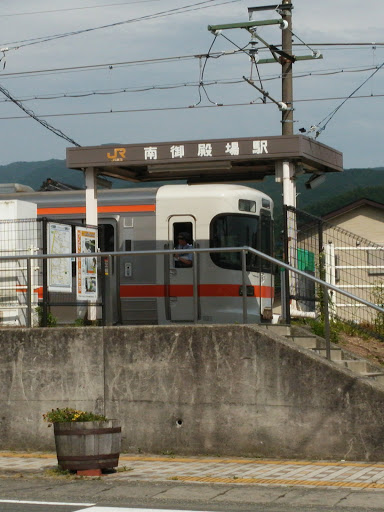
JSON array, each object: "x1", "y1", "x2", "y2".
[{"x1": 1, "y1": 479, "x2": 384, "y2": 512}]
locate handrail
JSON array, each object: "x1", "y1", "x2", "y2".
[
  {"x1": 1, "y1": 246, "x2": 383, "y2": 352},
  {"x1": 1, "y1": 245, "x2": 383, "y2": 313}
]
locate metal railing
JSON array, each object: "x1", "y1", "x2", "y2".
[
  {"x1": 284, "y1": 205, "x2": 384, "y2": 327},
  {"x1": 0, "y1": 246, "x2": 383, "y2": 359}
]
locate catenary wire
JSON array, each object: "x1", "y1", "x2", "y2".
[
  {"x1": 0, "y1": 1, "x2": 166, "y2": 17},
  {"x1": 288, "y1": 29, "x2": 318, "y2": 55},
  {"x1": 0, "y1": 43, "x2": 382, "y2": 79},
  {"x1": 0, "y1": 84, "x2": 81, "y2": 145},
  {"x1": 313, "y1": 60, "x2": 384, "y2": 137},
  {"x1": 0, "y1": 93, "x2": 382, "y2": 121},
  {"x1": 1, "y1": 0, "x2": 241, "y2": 50},
  {"x1": 0, "y1": 65, "x2": 381, "y2": 103},
  {"x1": 193, "y1": 34, "x2": 222, "y2": 106}
]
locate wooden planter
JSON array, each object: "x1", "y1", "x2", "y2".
[{"x1": 53, "y1": 420, "x2": 121, "y2": 471}]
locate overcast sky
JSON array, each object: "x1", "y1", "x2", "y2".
[{"x1": 0, "y1": 0, "x2": 383, "y2": 169}]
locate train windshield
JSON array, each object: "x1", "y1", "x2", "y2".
[{"x1": 210, "y1": 212, "x2": 272, "y2": 271}]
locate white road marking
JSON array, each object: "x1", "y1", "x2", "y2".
[
  {"x1": 77, "y1": 509, "x2": 211, "y2": 512},
  {"x1": 0, "y1": 499, "x2": 95, "y2": 506}
]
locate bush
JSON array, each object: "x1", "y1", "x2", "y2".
[
  {"x1": 43, "y1": 408, "x2": 107, "y2": 425},
  {"x1": 294, "y1": 318, "x2": 340, "y2": 344},
  {"x1": 36, "y1": 306, "x2": 57, "y2": 327}
]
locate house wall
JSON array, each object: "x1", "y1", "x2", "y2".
[
  {"x1": 1, "y1": 325, "x2": 384, "y2": 461},
  {"x1": 322, "y1": 206, "x2": 384, "y2": 324},
  {"x1": 295, "y1": 205, "x2": 384, "y2": 324},
  {"x1": 328, "y1": 206, "x2": 384, "y2": 244}
]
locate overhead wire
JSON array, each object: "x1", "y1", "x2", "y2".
[
  {"x1": 292, "y1": 42, "x2": 384, "y2": 47},
  {"x1": 0, "y1": 1, "x2": 166, "y2": 17},
  {"x1": 0, "y1": 83, "x2": 81, "y2": 145},
  {"x1": 312, "y1": 60, "x2": 384, "y2": 137},
  {"x1": 1, "y1": 0, "x2": 241, "y2": 51},
  {"x1": 192, "y1": 35, "x2": 224, "y2": 106},
  {"x1": 0, "y1": 65, "x2": 380, "y2": 104},
  {"x1": 0, "y1": 43, "x2": 382, "y2": 79},
  {"x1": 218, "y1": 30, "x2": 278, "y2": 102},
  {"x1": 0, "y1": 54, "x2": 202, "y2": 79},
  {"x1": 288, "y1": 29, "x2": 319, "y2": 56},
  {"x1": 207, "y1": 10, "x2": 384, "y2": 130},
  {"x1": 1, "y1": 0, "x2": 383, "y2": 137},
  {"x1": 0, "y1": 93, "x2": 382, "y2": 121}
]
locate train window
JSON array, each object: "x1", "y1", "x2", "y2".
[
  {"x1": 239, "y1": 199, "x2": 256, "y2": 213},
  {"x1": 101, "y1": 224, "x2": 115, "y2": 252},
  {"x1": 210, "y1": 212, "x2": 273, "y2": 272},
  {"x1": 100, "y1": 224, "x2": 115, "y2": 273},
  {"x1": 210, "y1": 214, "x2": 259, "y2": 271},
  {"x1": 173, "y1": 222, "x2": 193, "y2": 268},
  {"x1": 173, "y1": 222, "x2": 193, "y2": 247},
  {"x1": 262, "y1": 198, "x2": 271, "y2": 209}
]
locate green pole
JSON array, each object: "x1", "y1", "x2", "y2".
[{"x1": 208, "y1": 19, "x2": 283, "y2": 32}]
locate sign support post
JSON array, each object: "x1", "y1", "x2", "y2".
[{"x1": 85, "y1": 167, "x2": 98, "y2": 321}]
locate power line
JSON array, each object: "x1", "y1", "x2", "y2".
[
  {"x1": 292, "y1": 42, "x2": 384, "y2": 47},
  {"x1": 0, "y1": 44, "x2": 382, "y2": 80},
  {"x1": 312, "y1": 60, "x2": 384, "y2": 137},
  {"x1": 288, "y1": 29, "x2": 319, "y2": 57},
  {"x1": 2, "y1": 0, "x2": 241, "y2": 50},
  {"x1": 0, "y1": 51, "x2": 237, "y2": 79},
  {"x1": 0, "y1": 54, "x2": 208, "y2": 79},
  {"x1": 0, "y1": 92, "x2": 382, "y2": 121},
  {"x1": 192, "y1": 34, "x2": 224, "y2": 106},
  {"x1": 0, "y1": 84, "x2": 81, "y2": 146},
  {"x1": 0, "y1": 65, "x2": 380, "y2": 103},
  {"x1": 0, "y1": 78, "x2": 244, "y2": 103},
  {"x1": 0, "y1": 1, "x2": 165, "y2": 17}
]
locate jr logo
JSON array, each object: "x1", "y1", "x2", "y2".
[{"x1": 107, "y1": 148, "x2": 126, "y2": 161}]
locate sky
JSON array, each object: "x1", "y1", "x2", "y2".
[{"x1": 0, "y1": 0, "x2": 383, "y2": 170}]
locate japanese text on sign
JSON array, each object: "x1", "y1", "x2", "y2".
[{"x1": 142, "y1": 140, "x2": 269, "y2": 160}]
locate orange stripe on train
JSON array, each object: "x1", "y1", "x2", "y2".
[
  {"x1": 37, "y1": 205, "x2": 156, "y2": 215},
  {"x1": 120, "y1": 284, "x2": 274, "y2": 299},
  {"x1": 18, "y1": 285, "x2": 273, "y2": 301}
]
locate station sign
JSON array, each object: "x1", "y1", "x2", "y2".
[{"x1": 67, "y1": 135, "x2": 343, "y2": 183}]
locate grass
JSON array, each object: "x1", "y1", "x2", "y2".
[
  {"x1": 44, "y1": 466, "x2": 78, "y2": 479},
  {"x1": 293, "y1": 317, "x2": 380, "y2": 344},
  {"x1": 116, "y1": 465, "x2": 133, "y2": 473}
]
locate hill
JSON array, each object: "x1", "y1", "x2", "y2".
[
  {"x1": 0, "y1": 159, "x2": 172, "y2": 191},
  {"x1": 0, "y1": 159, "x2": 383, "y2": 216},
  {"x1": 255, "y1": 167, "x2": 384, "y2": 215}
]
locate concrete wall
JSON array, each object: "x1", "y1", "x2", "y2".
[{"x1": 1, "y1": 325, "x2": 384, "y2": 461}]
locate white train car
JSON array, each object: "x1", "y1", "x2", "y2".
[{"x1": 0, "y1": 183, "x2": 274, "y2": 325}]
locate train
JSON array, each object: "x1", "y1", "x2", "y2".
[{"x1": 0, "y1": 182, "x2": 274, "y2": 325}]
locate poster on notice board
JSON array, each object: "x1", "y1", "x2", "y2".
[
  {"x1": 47, "y1": 222, "x2": 72, "y2": 293},
  {"x1": 75, "y1": 227, "x2": 98, "y2": 301}
]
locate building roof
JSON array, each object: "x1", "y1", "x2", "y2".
[
  {"x1": 66, "y1": 135, "x2": 343, "y2": 184},
  {"x1": 322, "y1": 198, "x2": 384, "y2": 221}
]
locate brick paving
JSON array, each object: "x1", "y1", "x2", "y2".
[{"x1": 1, "y1": 453, "x2": 384, "y2": 490}]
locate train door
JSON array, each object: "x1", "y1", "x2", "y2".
[
  {"x1": 99, "y1": 220, "x2": 119, "y2": 324},
  {"x1": 168, "y1": 215, "x2": 196, "y2": 322},
  {"x1": 258, "y1": 209, "x2": 274, "y2": 321}
]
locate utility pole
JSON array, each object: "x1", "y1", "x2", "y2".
[
  {"x1": 279, "y1": 1, "x2": 297, "y2": 322},
  {"x1": 281, "y1": 0, "x2": 294, "y2": 135},
  {"x1": 207, "y1": 3, "x2": 321, "y2": 322}
]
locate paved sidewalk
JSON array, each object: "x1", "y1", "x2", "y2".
[{"x1": 1, "y1": 452, "x2": 384, "y2": 491}]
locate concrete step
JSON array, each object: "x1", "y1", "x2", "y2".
[
  {"x1": 285, "y1": 335, "x2": 324, "y2": 349},
  {"x1": 260, "y1": 324, "x2": 292, "y2": 336},
  {"x1": 335, "y1": 359, "x2": 369, "y2": 374},
  {"x1": 361, "y1": 373, "x2": 384, "y2": 386},
  {"x1": 261, "y1": 325, "x2": 384, "y2": 383},
  {"x1": 312, "y1": 348, "x2": 344, "y2": 361}
]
